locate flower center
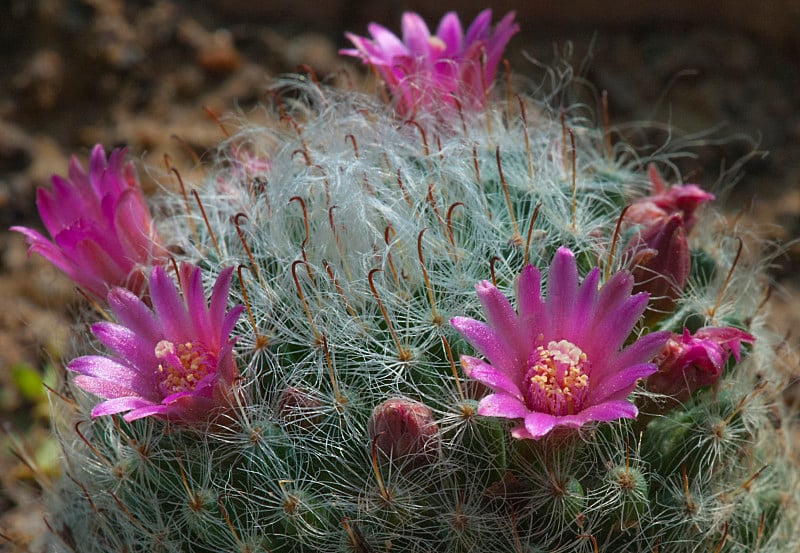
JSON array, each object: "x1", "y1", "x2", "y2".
[
  {"x1": 155, "y1": 340, "x2": 216, "y2": 396},
  {"x1": 523, "y1": 339, "x2": 590, "y2": 416}
]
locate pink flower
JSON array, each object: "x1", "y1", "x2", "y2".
[
  {"x1": 11, "y1": 144, "x2": 167, "y2": 300},
  {"x1": 341, "y1": 10, "x2": 519, "y2": 115},
  {"x1": 646, "y1": 326, "x2": 755, "y2": 402},
  {"x1": 450, "y1": 247, "x2": 669, "y2": 440},
  {"x1": 67, "y1": 263, "x2": 244, "y2": 423},
  {"x1": 626, "y1": 164, "x2": 715, "y2": 233}
]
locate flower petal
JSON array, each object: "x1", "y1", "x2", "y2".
[
  {"x1": 588, "y1": 363, "x2": 657, "y2": 406},
  {"x1": 150, "y1": 265, "x2": 191, "y2": 340},
  {"x1": 460, "y1": 356, "x2": 522, "y2": 397},
  {"x1": 568, "y1": 267, "x2": 600, "y2": 340},
  {"x1": 434, "y1": 12, "x2": 463, "y2": 57},
  {"x1": 123, "y1": 403, "x2": 171, "y2": 421},
  {"x1": 401, "y1": 12, "x2": 431, "y2": 57},
  {"x1": 545, "y1": 247, "x2": 579, "y2": 338},
  {"x1": 477, "y1": 393, "x2": 529, "y2": 419},
  {"x1": 516, "y1": 264, "x2": 545, "y2": 331},
  {"x1": 68, "y1": 355, "x2": 155, "y2": 397},
  {"x1": 90, "y1": 322, "x2": 158, "y2": 382},
  {"x1": 522, "y1": 411, "x2": 558, "y2": 439},
  {"x1": 475, "y1": 280, "x2": 527, "y2": 360},
  {"x1": 573, "y1": 400, "x2": 638, "y2": 423},
  {"x1": 209, "y1": 266, "x2": 236, "y2": 339},
  {"x1": 450, "y1": 317, "x2": 516, "y2": 375},
  {"x1": 91, "y1": 396, "x2": 157, "y2": 418},
  {"x1": 72, "y1": 374, "x2": 140, "y2": 401},
  {"x1": 464, "y1": 9, "x2": 492, "y2": 44},
  {"x1": 613, "y1": 331, "x2": 671, "y2": 375}
]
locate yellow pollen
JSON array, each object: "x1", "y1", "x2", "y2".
[
  {"x1": 155, "y1": 339, "x2": 215, "y2": 396},
  {"x1": 524, "y1": 339, "x2": 590, "y2": 415},
  {"x1": 428, "y1": 36, "x2": 446, "y2": 52}
]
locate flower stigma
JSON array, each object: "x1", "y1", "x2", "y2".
[
  {"x1": 524, "y1": 339, "x2": 590, "y2": 416},
  {"x1": 155, "y1": 340, "x2": 216, "y2": 395}
]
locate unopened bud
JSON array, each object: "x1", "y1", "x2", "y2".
[
  {"x1": 275, "y1": 387, "x2": 323, "y2": 430},
  {"x1": 626, "y1": 164, "x2": 714, "y2": 232},
  {"x1": 368, "y1": 397, "x2": 439, "y2": 467},
  {"x1": 627, "y1": 213, "x2": 689, "y2": 317}
]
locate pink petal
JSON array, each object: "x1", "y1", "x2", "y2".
[
  {"x1": 545, "y1": 247, "x2": 579, "y2": 337},
  {"x1": 54, "y1": 234, "x2": 127, "y2": 298},
  {"x1": 11, "y1": 226, "x2": 72, "y2": 277},
  {"x1": 460, "y1": 355, "x2": 522, "y2": 397},
  {"x1": 482, "y1": 11, "x2": 519, "y2": 76},
  {"x1": 516, "y1": 264, "x2": 544, "y2": 324},
  {"x1": 72, "y1": 374, "x2": 139, "y2": 401},
  {"x1": 91, "y1": 396, "x2": 157, "y2": 418},
  {"x1": 568, "y1": 267, "x2": 600, "y2": 339},
  {"x1": 107, "y1": 287, "x2": 161, "y2": 344},
  {"x1": 123, "y1": 403, "x2": 171, "y2": 421},
  {"x1": 66, "y1": 154, "x2": 89, "y2": 190},
  {"x1": 113, "y1": 188, "x2": 156, "y2": 262},
  {"x1": 435, "y1": 12, "x2": 464, "y2": 57},
  {"x1": 90, "y1": 322, "x2": 157, "y2": 379},
  {"x1": 150, "y1": 265, "x2": 191, "y2": 340},
  {"x1": 613, "y1": 331, "x2": 671, "y2": 375},
  {"x1": 587, "y1": 362, "x2": 657, "y2": 405},
  {"x1": 401, "y1": 12, "x2": 432, "y2": 57},
  {"x1": 88, "y1": 144, "x2": 111, "y2": 197},
  {"x1": 574, "y1": 400, "x2": 638, "y2": 423},
  {"x1": 181, "y1": 264, "x2": 211, "y2": 342},
  {"x1": 510, "y1": 424, "x2": 537, "y2": 440},
  {"x1": 209, "y1": 266, "x2": 236, "y2": 338},
  {"x1": 215, "y1": 342, "x2": 238, "y2": 384},
  {"x1": 368, "y1": 23, "x2": 407, "y2": 59},
  {"x1": 477, "y1": 393, "x2": 529, "y2": 419},
  {"x1": 475, "y1": 279, "x2": 527, "y2": 358},
  {"x1": 450, "y1": 317, "x2": 516, "y2": 375},
  {"x1": 522, "y1": 411, "x2": 558, "y2": 439},
  {"x1": 464, "y1": 9, "x2": 492, "y2": 44},
  {"x1": 582, "y1": 292, "x2": 650, "y2": 359},
  {"x1": 540, "y1": 400, "x2": 639, "y2": 432}
]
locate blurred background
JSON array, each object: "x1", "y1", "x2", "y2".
[{"x1": 1, "y1": 1, "x2": 798, "y2": 550}]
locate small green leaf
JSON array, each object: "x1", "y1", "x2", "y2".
[{"x1": 11, "y1": 363, "x2": 45, "y2": 401}]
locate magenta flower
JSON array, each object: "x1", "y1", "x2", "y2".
[
  {"x1": 450, "y1": 247, "x2": 669, "y2": 440},
  {"x1": 11, "y1": 144, "x2": 167, "y2": 300},
  {"x1": 341, "y1": 10, "x2": 519, "y2": 115},
  {"x1": 67, "y1": 263, "x2": 244, "y2": 423},
  {"x1": 646, "y1": 326, "x2": 755, "y2": 402},
  {"x1": 626, "y1": 164, "x2": 715, "y2": 233}
]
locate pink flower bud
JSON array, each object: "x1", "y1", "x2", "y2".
[
  {"x1": 646, "y1": 326, "x2": 755, "y2": 403},
  {"x1": 275, "y1": 387, "x2": 323, "y2": 429},
  {"x1": 626, "y1": 164, "x2": 715, "y2": 233},
  {"x1": 626, "y1": 213, "x2": 689, "y2": 317},
  {"x1": 368, "y1": 397, "x2": 439, "y2": 466}
]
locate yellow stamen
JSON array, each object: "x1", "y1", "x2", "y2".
[
  {"x1": 525, "y1": 339, "x2": 590, "y2": 415},
  {"x1": 155, "y1": 340, "x2": 215, "y2": 396}
]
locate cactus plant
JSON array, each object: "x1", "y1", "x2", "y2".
[{"x1": 14, "y1": 9, "x2": 799, "y2": 553}]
